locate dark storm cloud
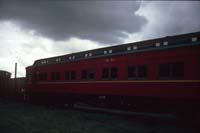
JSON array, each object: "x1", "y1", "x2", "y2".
[
  {"x1": 0, "y1": 0, "x2": 147, "y2": 44},
  {"x1": 158, "y1": 1, "x2": 200, "y2": 35},
  {"x1": 138, "y1": 1, "x2": 200, "y2": 40}
]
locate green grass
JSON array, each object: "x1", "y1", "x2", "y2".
[{"x1": 0, "y1": 100, "x2": 198, "y2": 133}]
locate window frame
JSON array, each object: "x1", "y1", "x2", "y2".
[
  {"x1": 65, "y1": 71, "x2": 76, "y2": 81},
  {"x1": 127, "y1": 65, "x2": 147, "y2": 80},
  {"x1": 171, "y1": 62, "x2": 184, "y2": 79},
  {"x1": 158, "y1": 63, "x2": 170, "y2": 79},
  {"x1": 110, "y1": 67, "x2": 118, "y2": 80},
  {"x1": 88, "y1": 70, "x2": 95, "y2": 80},
  {"x1": 51, "y1": 72, "x2": 60, "y2": 81},
  {"x1": 81, "y1": 69, "x2": 95, "y2": 80},
  {"x1": 137, "y1": 65, "x2": 147, "y2": 79},
  {"x1": 102, "y1": 67, "x2": 109, "y2": 80},
  {"x1": 38, "y1": 72, "x2": 47, "y2": 81},
  {"x1": 81, "y1": 70, "x2": 88, "y2": 80},
  {"x1": 158, "y1": 62, "x2": 184, "y2": 80},
  {"x1": 198, "y1": 61, "x2": 200, "y2": 80},
  {"x1": 101, "y1": 67, "x2": 118, "y2": 80}
]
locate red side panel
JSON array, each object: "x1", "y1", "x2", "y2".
[
  {"x1": 26, "y1": 45, "x2": 200, "y2": 101},
  {"x1": 28, "y1": 81, "x2": 200, "y2": 99}
]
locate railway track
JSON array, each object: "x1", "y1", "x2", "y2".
[
  {"x1": 73, "y1": 103, "x2": 174, "y2": 118},
  {"x1": 63, "y1": 103, "x2": 200, "y2": 128},
  {"x1": 1, "y1": 99, "x2": 199, "y2": 133},
  {"x1": 66, "y1": 103, "x2": 177, "y2": 122}
]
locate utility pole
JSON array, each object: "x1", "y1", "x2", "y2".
[{"x1": 14, "y1": 63, "x2": 17, "y2": 95}]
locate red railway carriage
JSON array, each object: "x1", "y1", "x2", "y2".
[{"x1": 26, "y1": 32, "x2": 200, "y2": 112}]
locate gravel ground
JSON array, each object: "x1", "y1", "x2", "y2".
[{"x1": 0, "y1": 100, "x2": 199, "y2": 133}]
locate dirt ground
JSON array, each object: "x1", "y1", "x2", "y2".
[{"x1": 0, "y1": 99, "x2": 199, "y2": 133}]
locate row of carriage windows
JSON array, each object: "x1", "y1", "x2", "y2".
[{"x1": 36, "y1": 62, "x2": 187, "y2": 81}]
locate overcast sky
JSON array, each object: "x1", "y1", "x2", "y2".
[{"x1": 0, "y1": 0, "x2": 200, "y2": 77}]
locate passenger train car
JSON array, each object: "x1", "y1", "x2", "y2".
[{"x1": 26, "y1": 32, "x2": 200, "y2": 113}]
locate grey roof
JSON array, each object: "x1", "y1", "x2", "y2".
[
  {"x1": 33, "y1": 31, "x2": 200, "y2": 67},
  {"x1": 0, "y1": 70, "x2": 11, "y2": 74},
  {"x1": 0, "y1": 70, "x2": 11, "y2": 78}
]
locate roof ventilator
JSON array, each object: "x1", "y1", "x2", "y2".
[
  {"x1": 155, "y1": 43, "x2": 160, "y2": 47},
  {"x1": 127, "y1": 47, "x2": 131, "y2": 51},
  {"x1": 133, "y1": 46, "x2": 138, "y2": 50},
  {"x1": 163, "y1": 41, "x2": 168, "y2": 46},
  {"x1": 56, "y1": 58, "x2": 61, "y2": 62},
  {"x1": 192, "y1": 37, "x2": 197, "y2": 42},
  {"x1": 41, "y1": 60, "x2": 47, "y2": 64}
]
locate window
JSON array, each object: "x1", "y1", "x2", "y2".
[
  {"x1": 127, "y1": 65, "x2": 147, "y2": 79},
  {"x1": 127, "y1": 66, "x2": 136, "y2": 78},
  {"x1": 65, "y1": 72, "x2": 70, "y2": 80},
  {"x1": 34, "y1": 73, "x2": 38, "y2": 80},
  {"x1": 71, "y1": 71, "x2": 76, "y2": 80},
  {"x1": 159, "y1": 64, "x2": 170, "y2": 78},
  {"x1": 158, "y1": 62, "x2": 184, "y2": 79},
  {"x1": 26, "y1": 74, "x2": 32, "y2": 82},
  {"x1": 65, "y1": 71, "x2": 76, "y2": 81},
  {"x1": 102, "y1": 68, "x2": 109, "y2": 79},
  {"x1": 172, "y1": 62, "x2": 184, "y2": 78},
  {"x1": 44, "y1": 73, "x2": 47, "y2": 80},
  {"x1": 111, "y1": 67, "x2": 118, "y2": 79},
  {"x1": 138, "y1": 65, "x2": 147, "y2": 78},
  {"x1": 39, "y1": 73, "x2": 43, "y2": 80},
  {"x1": 81, "y1": 70, "x2": 87, "y2": 80},
  {"x1": 38, "y1": 72, "x2": 47, "y2": 81},
  {"x1": 88, "y1": 70, "x2": 95, "y2": 80},
  {"x1": 102, "y1": 67, "x2": 118, "y2": 80},
  {"x1": 52, "y1": 72, "x2": 60, "y2": 81},
  {"x1": 81, "y1": 69, "x2": 95, "y2": 80},
  {"x1": 198, "y1": 61, "x2": 200, "y2": 79},
  {"x1": 56, "y1": 72, "x2": 60, "y2": 80}
]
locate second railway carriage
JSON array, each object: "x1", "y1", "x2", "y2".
[{"x1": 26, "y1": 31, "x2": 200, "y2": 113}]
